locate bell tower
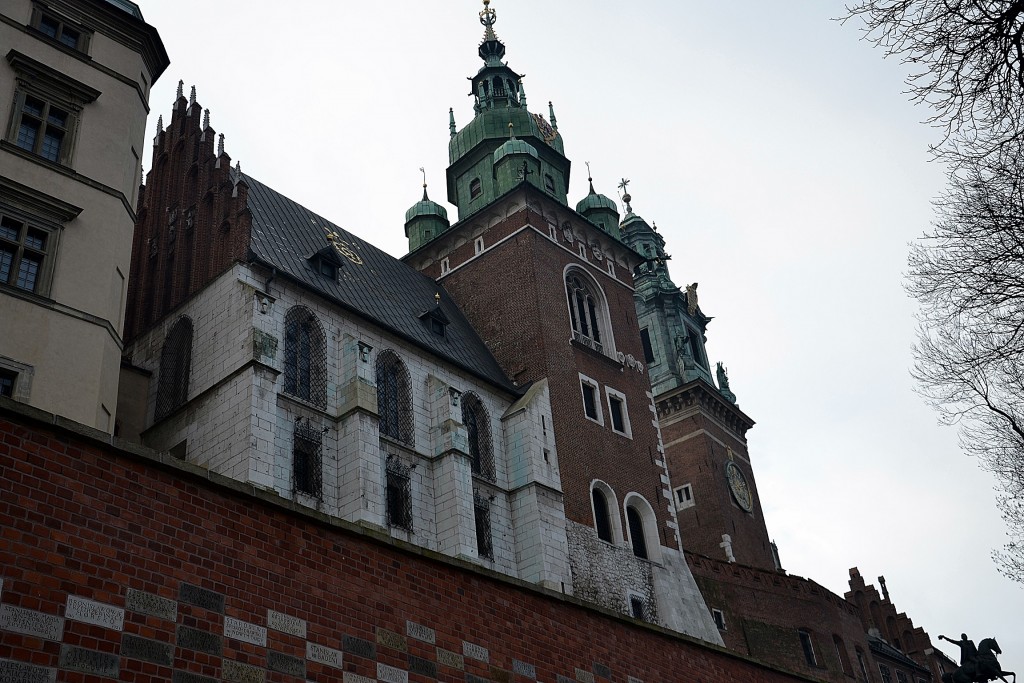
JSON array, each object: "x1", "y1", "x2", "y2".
[{"x1": 402, "y1": 1, "x2": 721, "y2": 642}]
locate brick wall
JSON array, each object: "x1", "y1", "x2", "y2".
[{"x1": 0, "y1": 404, "x2": 810, "y2": 683}]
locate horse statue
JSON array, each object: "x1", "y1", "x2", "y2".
[{"x1": 941, "y1": 637, "x2": 1015, "y2": 683}]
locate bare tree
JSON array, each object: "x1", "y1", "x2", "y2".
[{"x1": 844, "y1": 0, "x2": 1024, "y2": 156}]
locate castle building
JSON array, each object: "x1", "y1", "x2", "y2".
[
  {"x1": 0, "y1": 1, "x2": 970, "y2": 682},
  {"x1": 0, "y1": 0, "x2": 167, "y2": 431}
]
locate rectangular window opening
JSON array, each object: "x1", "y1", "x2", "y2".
[
  {"x1": 581, "y1": 380, "x2": 600, "y2": 422},
  {"x1": 712, "y1": 608, "x2": 726, "y2": 631},
  {"x1": 799, "y1": 630, "x2": 817, "y2": 667},
  {"x1": 640, "y1": 328, "x2": 656, "y2": 364},
  {"x1": 474, "y1": 492, "x2": 493, "y2": 560},
  {"x1": 0, "y1": 369, "x2": 17, "y2": 398},
  {"x1": 293, "y1": 422, "x2": 323, "y2": 499},
  {"x1": 605, "y1": 388, "x2": 631, "y2": 437},
  {"x1": 386, "y1": 456, "x2": 413, "y2": 531}
]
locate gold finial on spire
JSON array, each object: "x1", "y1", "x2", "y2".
[
  {"x1": 508, "y1": 122, "x2": 515, "y2": 139},
  {"x1": 434, "y1": 292, "x2": 441, "y2": 305},
  {"x1": 419, "y1": 166, "x2": 429, "y2": 200},
  {"x1": 480, "y1": 0, "x2": 497, "y2": 38}
]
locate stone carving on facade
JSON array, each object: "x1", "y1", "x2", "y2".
[
  {"x1": 561, "y1": 221, "x2": 574, "y2": 243},
  {"x1": 716, "y1": 362, "x2": 737, "y2": 404},
  {"x1": 685, "y1": 282, "x2": 699, "y2": 316},
  {"x1": 591, "y1": 245, "x2": 603, "y2": 261}
]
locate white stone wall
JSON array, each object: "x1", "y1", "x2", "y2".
[{"x1": 124, "y1": 264, "x2": 572, "y2": 590}]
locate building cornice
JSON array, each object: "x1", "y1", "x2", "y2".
[{"x1": 655, "y1": 379, "x2": 755, "y2": 439}]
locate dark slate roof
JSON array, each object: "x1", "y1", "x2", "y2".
[
  {"x1": 867, "y1": 635, "x2": 929, "y2": 672},
  {"x1": 242, "y1": 173, "x2": 519, "y2": 395}
]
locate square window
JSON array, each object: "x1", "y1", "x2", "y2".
[
  {"x1": 0, "y1": 369, "x2": 16, "y2": 398},
  {"x1": 0, "y1": 213, "x2": 54, "y2": 294},
  {"x1": 628, "y1": 594, "x2": 648, "y2": 621},
  {"x1": 674, "y1": 484, "x2": 694, "y2": 510},
  {"x1": 605, "y1": 387, "x2": 631, "y2": 437},
  {"x1": 580, "y1": 378, "x2": 602, "y2": 424}
]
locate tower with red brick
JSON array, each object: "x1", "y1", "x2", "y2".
[{"x1": 401, "y1": 1, "x2": 719, "y2": 638}]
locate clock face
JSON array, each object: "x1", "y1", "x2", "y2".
[
  {"x1": 725, "y1": 461, "x2": 753, "y2": 512},
  {"x1": 531, "y1": 113, "x2": 558, "y2": 143}
]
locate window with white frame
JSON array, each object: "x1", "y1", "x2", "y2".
[
  {"x1": 565, "y1": 269, "x2": 610, "y2": 355},
  {"x1": 474, "y1": 236, "x2": 484, "y2": 254},
  {"x1": 605, "y1": 387, "x2": 631, "y2": 437},
  {"x1": 673, "y1": 483, "x2": 694, "y2": 510},
  {"x1": 606, "y1": 260, "x2": 615, "y2": 277},
  {"x1": 579, "y1": 374, "x2": 602, "y2": 424},
  {"x1": 712, "y1": 608, "x2": 726, "y2": 631},
  {"x1": 440, "y1": 257, "x2": 450, "y2": 274},
  {"x1": 799, "y1": 629, "x2": 818, "y2": 667}
]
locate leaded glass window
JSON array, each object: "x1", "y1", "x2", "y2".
[
  {"x1": 386, "y1": 455, "x2": 412, "y2": 531},
  {"x1": 474, "y1": 490, "x2": 493, "y2": 559},
  {"x1": 462, "y1": 392, "x2": 494, "y2": 480},
  {"x1": 566, "y1": 272, "x2": 604, "y2": 353},
  {"x1": 293, "y1": 419, "x2": 323, "y2": 498},
  {"x1": 376, "y1": 350, "x2": 414, "y2": 445},
  {"x1": 284, "y1": 306, "x2": 327, "y2": 408},
  {"x1": 0, "y1": 215, "x2": 49, "y2": 294},
  {"x1": 155, "y1": 316, "x2": 193, "y2": 420}
]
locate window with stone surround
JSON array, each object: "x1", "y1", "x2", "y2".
[
  {"x1": 833, "y1": 635, "x2": 852, "y2": 676},
  {"x1": 284, "y1": 306, "x2": 327, "y2": 409},
  {"x1": 386, "y1": 455, "x2": 413, "y2": 531},
  {"x1": 30, "y1": 6, "x2": 91, "y2": 53},
  {"x1": 579, "y1": 375, "x2": 602, "y2": 424},
  {"x1": 895, "y1": 670, "x2": 908, "y2": 683},
  {"x1": 605, "y1": 387, "x2": 631, "y2": 438},
  {"x1": 628, "y1": 593, "x2": 649, "y2": 622},
  {"x1": 623, "y1": 493, "x2": 662, "y2": 563},
  {"x1": 592, "y1": 487, "x2": 613, "y2": 542},
  {"x1": 626, "y1": 505, "x2": 648, "y2": 559},
  {"x1": 293, "y1": 419, "x2": 323, "y2": 499},
  {"x1": 0, "y1": 213, "x2": 53, "y2": 294},
  {"x1": 462, "y1": 392, "x2": 494, "y2": 480},
  {"x1": 155, "y1": 316, "x2": 193, "y2": 420},
  {"x1": 376, "y1": 349, "x2": 414, "y2": 446},
  {"x1": 5, "y1": 50, "x2": 100, "y2": 167},
  {"x1": 878, "y1": 664, "x2": 893, "y2": 683},
  {"x1": 856, "y1": 647, "x2": 869, "y2": 682},
  {"x1": 474, "y1": 490, "x2": 493, "y2": 559},
  {"x1": 712, "y1": 608, "x2": 726, "y2": 631},
  {"x1": 0, "y1": 368, "x2": 16, "y2": 398},
  {"x1": 565, "y1": 268, "x2": 613, "y2": 356}
]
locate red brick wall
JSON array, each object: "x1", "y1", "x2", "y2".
[
  {"x1": 688, "y1": 553, "x2": 874, "y2": 683},
  {"x1": 0, "y1": 405, "x2": 811, "y2": 683},
  {"x1": 437, "y1": 207, "x2": 674, "y2": 543},
  {"x1": 126, "y1": 96, "x2": 252, "y2": 342}
]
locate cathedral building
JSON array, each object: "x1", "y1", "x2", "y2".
[{"x1": 0, "y1": 1, "x2": 966, "y2": 682}]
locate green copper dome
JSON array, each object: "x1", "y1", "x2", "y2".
[
  {"x1": 405, "y1": 196, "x2": 449, "y2": 223},
  {"x1": 493, "y1": 137, "x2": 538, "y2": 165},
  {"x1": 576, "y1": 190, "x2": 618, "y2": 215}
]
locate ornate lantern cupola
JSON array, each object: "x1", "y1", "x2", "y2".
[
  {"x1": 446, "y1": 0, "x2": 571, "y2": 220},
  {"x1": 575, "y1": 163, "x2": 621, "y2": 238}
]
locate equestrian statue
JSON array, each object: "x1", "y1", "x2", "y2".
[{"x1": 938, "y1": 634, "x2": 1014, "y2": 683}]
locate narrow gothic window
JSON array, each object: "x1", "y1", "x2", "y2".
[
  {"x1": 640, "y1": 328, "x2": 656, "y2": 364},
  {"x1": 566, "y1": 272, "x2": 604, "y2": 353},
  {"x1": 470, "y1": 178, "x2": 482, "y2": 200},
  {"x1": 155, "y1": 316, "x2": 193, "y2": 419},
  {"x1": 581, "y1": 381, "x2": 599, "y2": 421},
  {"x1": 474, "y1": 491, "x2": 493, "y2": 559},
  {"x1": 799, "y1": 630, "x2": 817, "y2": 667},
  {"x1": 608, "y1": 395, "x2": 627, "y2": 434},
  {"x1": 687, "y1": 327, "x2": 708, "y2": 369},
  {"x1": 592, "y1": 488, "x2": 612, "y2": 542},
  {"x1": 386, "y1": 455, "x2": 413, "y2": 531},
  {"x1": 376, "y1": 350, "x2": 414, "y2": 445},
  {"x1": 284, "y1": 306, "x2": 327, "y2": 408},
  {"x1": 626, "y1": 505, "x2": 648, "y2": 559},
  {"x1": 462, "y1": 392, "x2": 494, "y2": 480},
  {"x1": 293, "y1": 420, "x2": 323, "y2": 498}
]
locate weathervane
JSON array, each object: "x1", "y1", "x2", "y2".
[
  {"x1": 618, "y1": 177, "x2": 633, "y2": 213},
  {"x1": 480, "y1": 0, "x2": 497, "y2": 37}
]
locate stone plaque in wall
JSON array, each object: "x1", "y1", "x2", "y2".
[
  {"x1": 126, "y1": 589, "x2": 177, "y2": 621},
  {"x1": 65, "y1": 595, "x2": 124, "y2": 631},
  {"x1": 172, "y1": 672, "x2": 218, "y2": 683},
  {"x1": 593, "y1": 663, "x2": 611, "y2": 679},
  {"x1": 306, "y1": 642, "x2": 343, "y2": 668},
  {"x1": 557, "y1": 676, "x2": 575, "y2": 683},
  {"x1": 222, "y1": 660, "x2": 266, "y2": 683},
  {"x1": 513, "y1": 660, "x2": 537, "y2": 679},
  {"x1": 267, "y1": 609, "x2": 306, "y2": 638},
  {"x1": 224, "y1": 617, "x2": 267, "y2": 646},
  {"x1": 405, "y1": 620, "x2": 435, "y2": 644},
  {"x1": 121, "y1": 634, "x2": 174, "y2": 666},
  {"x1": 343, "y1": 635, "x2": 376, "y2": 660},
  {"x1": 177, "y1": 625, "x2": 223, "y2": 655},
  {"x1": 436, "y1": 648, "x2": 464, "y2": 670},
  {"x1": 467, "y1": 675, "x2": 490, "y2": 683},
  {"x1": 59, "y1": 645, "x2": 120, "y2": 678},
  {"x1": 491, "y1": 666, "x2": 512, "y2": 683},
  {"x1": 627, "y1": 677, "x2": 644, "y2": 683},
  {"x1": 343, "y1": 673, "x2": 374, "y2": 683},
  {"x1": 178, "y1": 583, "x2": 225, "y2": 613},
  {"x1": 0, "y1": 604, "x2": 63, "y2": 641},
  {"x1": 267, "y1": 651, "x2": 305, "y2": 678},
  {"x1": 575, "y1": 667, "x2": 596, "y2": 683},
  {"x1": 376, "y1": 627, "x2": 408, "y2": 652},
  {"x1": 408, "y1": 655, "x2": 437, "y2": 679},
  {"x1": 376, "y1": 663, "x2": 409, "y2": 683},
  {"x1": 0, "y1": 658, "x2": 56, "y2": 683},
  {"x1": 462, "y1": 641, "x2": 489, "y2": 663}
]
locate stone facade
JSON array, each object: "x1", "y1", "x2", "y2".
[{"x1": 0, "y1": 0, "x2": 167, "y2": 431}]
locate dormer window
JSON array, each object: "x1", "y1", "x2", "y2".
[
  {"x1": 419, "y1": 303, "x2": 451, "y2": 338},
  {"x1": 308, "y1": 246, "x2": 343, "y2": 281}
]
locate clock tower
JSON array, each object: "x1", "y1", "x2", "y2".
[{"x1": 402, "y1": 0, "x2": 721, "y2": 641}]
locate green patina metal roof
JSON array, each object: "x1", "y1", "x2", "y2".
[
  {"x1": 405, "y1": 197, "x2": 449, "y2": 223},
  {"x1": 576, "y1": 190, "x2": 618, "y2": 215},
  {"x1": 493, "y1": 137, "x2": 538, "y2": 164},
  {"x1": 101, "y1": 0, "x2": 143, "y2": 19}
]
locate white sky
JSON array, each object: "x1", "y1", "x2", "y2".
[{"x1": 139, "y1": 0, "x2": 1024, "y2": 668}]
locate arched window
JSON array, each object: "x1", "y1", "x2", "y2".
[
  {"x1": 283, "y1": 306, "x2": 327, "y2": 408},
  {"x1": 155, "y1": 316, "x2": 193, "y2": 419},
  {"x1": 593, "y1": 488, "x2": 613, "y2": 542},
  {"x1": 623, "y1": 493, "x2": 662, "y2": 563},
  {"x1": 376, "y1": 350, "x2": 414, "y2": 445},
  {"x1": 833, "y1": 634, "x2": 852, "y2": 675},
  {"x1": 565, "y1": 269, "x2": 610, "y2": 355},
  {"x1": 626, "y1": 506, "x2": 648, "y2": 559},
  {"x1": 462, "y1": 392, "x2": 494, "y2": 480}
]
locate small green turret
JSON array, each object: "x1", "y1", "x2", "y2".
[
  {"x1": 575, "y1": 169, "x2": 620, "y2": 237},
  {"x1": 405, "y1": 180, "x2": 450, "y2": 252}
]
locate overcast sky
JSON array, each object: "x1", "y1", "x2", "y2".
[{"x1": 139, "y1": 0, "x2": 1024, "y2": 668}]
